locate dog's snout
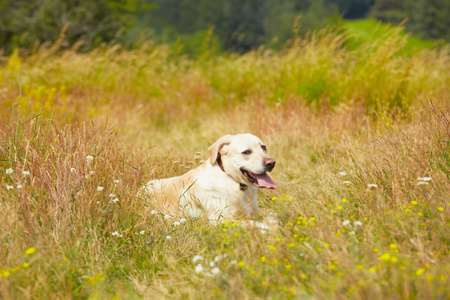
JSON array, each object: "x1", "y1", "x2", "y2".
[{"x1": 264, "y1": 158, "x2": 276, "y2": 171}]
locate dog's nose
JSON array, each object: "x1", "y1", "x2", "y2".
[{"x1": 264, "y1": 158, "x2": 276, "y2": 171}]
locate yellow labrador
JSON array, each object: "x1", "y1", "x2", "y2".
[{"x1": 143, "y1": 133, "x2": 276, "y2": 221}]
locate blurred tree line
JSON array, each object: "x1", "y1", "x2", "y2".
[
  {"x1": 131, "y1": 0, "x2": 379, "y2": 52},
  {"x1": 0, "y1": 0, "x2": 448, "y2": 54}
]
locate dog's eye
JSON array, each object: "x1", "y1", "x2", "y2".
[
  {"x1": 242, "y1": 150, "x2": 252, "y2": 155},
  {"x1": 261, "y1": 145, "x2": 267, "y2": 151}
]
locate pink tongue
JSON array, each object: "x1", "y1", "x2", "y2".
[{"x1": 254, "y1": 173, "x2": 277, "y2": 189}]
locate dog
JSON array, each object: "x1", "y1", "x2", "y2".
[{"x1": 143, "y1": 133, "x2": 277, "y2": 221}]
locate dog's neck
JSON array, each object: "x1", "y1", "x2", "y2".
[{"x1": 217, "y1": 153, "x2": 248, "y2": 191}]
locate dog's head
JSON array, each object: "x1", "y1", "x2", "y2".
[{"x1": 208, "y1": 134, "x2": 277, "y2": 189}]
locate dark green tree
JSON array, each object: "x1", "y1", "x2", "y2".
[
  {"x1": 369, "y1": 0, "x2": 407, "y2": 24},
  {"x1": 404, "y1": 0, "x2": 450, "y2": 40},
  {"x1": 0, "y1": 0, "x2": 152, "y2": 52}
]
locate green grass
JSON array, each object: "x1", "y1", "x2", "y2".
[
  {"x1": 0, "y1": 24, "x2": 449, "y2": 299},
  {"x1": 343, "y1": 18, "x2": 437, "y2": 54}
]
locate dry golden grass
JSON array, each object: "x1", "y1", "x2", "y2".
[{"x1": 0, "y1": 27, "x2": 449, "y2": 299}]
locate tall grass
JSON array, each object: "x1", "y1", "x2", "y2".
[
  {"x1": 0, "y1": 25, "x2": 449, "y2": 299},
  {"x1": 1, "y1": 26, "x2": 448, "y2": 128}
]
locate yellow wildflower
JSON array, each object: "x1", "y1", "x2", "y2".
[
  {"x1": 327, "y1": 265, "x2": 336, "y2": 270},
  {"x1": 0, "y1": 270, "x2": 11, "y2": 277},
  {"x1": 380, "y1": 253, "x2": 391, "y2": 261},
  {"x1": 25, "y1": 247, "x2": 36, "y2": 255},
  {"x1": 416, "y1": 268, "x2": 426, "y2": 277}
]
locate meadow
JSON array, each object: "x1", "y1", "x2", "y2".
[{"x1": 0, "y1": 25, "x2": 449, "y2": 299}]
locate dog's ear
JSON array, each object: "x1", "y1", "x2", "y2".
[{"x1": 208, "y1": 134, "x2": 233, "y2": 164}]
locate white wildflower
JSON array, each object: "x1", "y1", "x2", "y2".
[
  {"x1": 195, "y1": 264, "x2": 203, "y2": 273},
  {"x1": 173, "y1": 221, "x2": 180, "y2": 226},
  {"x1": 348, "y1": 231, "x2": 356, "y2": 235},
  {"x1": 112, "y1": 198, "x2": 119, "y2": 203},
  {"x1": 342, "y1": 220, "x2": 351, "y2": 226},
  {"x1": 367, "y1": 183, "x2": 378, "y2": 188},
  {"x1": 230, "y1": 260, "x2": 237, "y2": 265},
  {"x1": 16, "y1": 185, "x2": 22, "y2": 189},
  {"x1": 113, "y1": 179, "x2": 121, "y2": 184},
  {"x1": 165, "y1": 236, "x2": 172, "y2": 240},
  {"x1": 211, "y1": 267, "x2": 220, "y2": 275},
  {"x1": 22, "y1": 171, "x2": 30, "y2": 176},
  {"x1": 85, "y1": 175, "x2": 90, "y2": 179},
  {"x1": 255, "y1": 222, "x2": 269, "y2": 230},
  {"x1": 164, "y1": 214, "x2": 171, "y2": 220},
  {"x1": 97, "y1": 186, "x2": 104, "y2": 191},
  {"x1": 417, "y1": 181, "x2": 429, "y2": 185},
  {"x1": 70, "y1": 168, "x2": 76, "y2": 173},
  {"x1": 354, "y1": 221, "x2": 363, "y2": 227},
  {"x1": 339, "y1": 171, "x2": 348, "y2": 176},
  {"x1": 180, "y1": 218, "x2": 187, "y2": 224},
  {"x1": 6, "y1": 185, "x2": 14, "y2": 190},
  {"x1": 109, "y1": 193, "x2": 116, "y2": 198},
  {"x1": 86, "y1": 155, "x2": 93, "y2": 162},
  {"x1": 140, "y1": 230, "x2": 145, "y2": 235},
  {"x1": 209, "y1": 261, "x2": 215, "y2": 267},
  {"x1": 150, "y1": 210, "x2": 158, "y2": 215},
  {"x1": 6, "y1": 168, "x2": 13, "y2": 175},
  {"x1": 112, "y1": 231, "x2": 119, "y2": 236},
  {"x1": 343, "y1": 181, "x2": 352, "y2": 185},
  {"x1": 417, "y1": 177, "x2": 432, "y2": 182},
  {"x1": 193, "y1": 255, "x2": 204, "y2": 263},
  {"x1": 89, "y1": 171, "x2": 95, "y2": 175}
]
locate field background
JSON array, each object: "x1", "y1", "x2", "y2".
[{"x1": 1, "y1": 22, "x2": 450, "y2": 299}]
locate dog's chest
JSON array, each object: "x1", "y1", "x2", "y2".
[{"x1": 184, "y1": 181, "x2": 257, "y2": 218}]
